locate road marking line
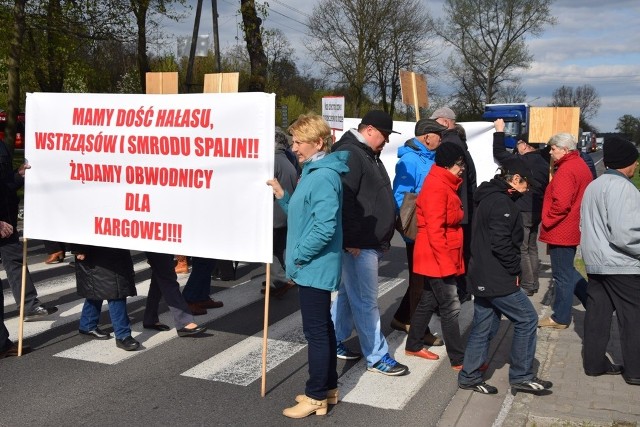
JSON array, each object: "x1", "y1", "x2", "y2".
[
  {"x1": 53, "y1": 279, "x2": 258, "y2": 364},
  {"x1": 181, "y1": 278, "x2": 406, "y2": 392}
]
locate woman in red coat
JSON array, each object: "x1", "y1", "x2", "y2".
[{"x1": 405, "y1": 142, "x2": 466, "y2": 369}]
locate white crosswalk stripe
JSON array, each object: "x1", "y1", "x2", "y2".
[{"x1": 4, "y1": 249, "x2": 457, "y2": 410}]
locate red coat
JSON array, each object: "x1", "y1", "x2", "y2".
[
  {"x1": 413, "y1": 165, "x2": 464, "y2": 278},
  {"x1": 539, "y1": 150, "x2": 592, "y2": 245}
]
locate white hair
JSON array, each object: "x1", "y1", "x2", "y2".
[{"x1": 548, "y1": 133, "x2": 577, "y2": 150}]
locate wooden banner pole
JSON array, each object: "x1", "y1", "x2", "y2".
[
  {"x1": 260, "y1": 263, "x2": 271, "y2": 397},
  {"x1": 411, "y1": 72, "x2": 420, "y2": 121},
  {"x1": 17, "y1": 237, "x2": 28, "y2": 356}
]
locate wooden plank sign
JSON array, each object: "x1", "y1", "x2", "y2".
[
  {"x1": 203, "y1": 72, "x2": 240, "y2": 93},
  {"x1": 146, "y1": 72, "x2": 179, "y2": 94},
  {"x1": 529, "y1": 107, "x2": 580, "y2": 144}
]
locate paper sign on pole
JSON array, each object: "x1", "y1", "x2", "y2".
[
  {"x1": 23, "y1": 92, "x2": 275, "y2": 263},
  {"x1": 322, "y1": 96, "x2": 345, "y2": 131}
]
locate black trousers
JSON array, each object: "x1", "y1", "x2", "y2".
[
  {"x1": 0, "y1": 234, "x2": 40, "y2": 312},
  {"x1": 583, "y1": 274, "x2": 640, "y2": 380},
  {"x1": 144, "y1": 252, "x2": 194, "y2": 329}
]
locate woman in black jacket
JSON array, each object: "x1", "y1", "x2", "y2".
[
  {"x1": 75, "y1": 245, "x2": 140, "y2": 351},
  {"x1": 458, "y1": 158, "x2": 552, "y2": 394}
]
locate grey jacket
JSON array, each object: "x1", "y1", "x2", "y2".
[{"x1": 580, "y1": 170, "x2": 640, "y2": 275}]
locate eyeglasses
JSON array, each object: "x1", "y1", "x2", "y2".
[{"x1": 454, "y1": 159, "x2": 466, "y2": 169}]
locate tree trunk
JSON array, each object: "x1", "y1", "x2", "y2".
[
  {"x1": 5, "y1": 0, "x2": 26, "y2": 153},
  {"x1": 240, "y1": 0, "x2": 267, "y2": 92}
]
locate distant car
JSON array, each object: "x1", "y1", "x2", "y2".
[{"x1": 0, "y1": 110, "x2": 25, "y2": 149}]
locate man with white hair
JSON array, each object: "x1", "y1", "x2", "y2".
[{"x1": 538, "y1": 133, "x2": 592, "y2": 329}]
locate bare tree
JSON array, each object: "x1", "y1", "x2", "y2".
[
  {"x1": 306, "y1": 0, "x2": 386, "y2": 116},
  {"x1": 550, "y1": 84, "x2": 601, "y2": 124},
  {"x1": 371, "y1": 0, "x2": 438, "y2": 116},
  {"x1": 432, "y1": 0, "x2": 556, "y2": 116}
]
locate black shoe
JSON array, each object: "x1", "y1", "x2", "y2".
[
  {"x1": 459, "y1": 381, "x2": 498, "y2": 394},
  {"x1": 79, "y1": 327, "x2": 112, "y2": 340},
  {"x1": 24, "y1": 305, "x2": 58, "y2": 322},
  {"x1": 585, "y1": 364, "x2": 624, "y2": 376},
  {"x1": 511, "y1": 377, "x2": 553, "y2": 392},
  {"x1": 143, "y1": 323, "x2": 171, "y2": 332},
  {"x1": 0, "y1": 342, "x2": 32, "y2": 358},
  {"x1": 624, "y1": 377, "x2": 640, "y2": 386},
  {"x1": 177, "y1": 325, "x2": 207, "y2": 337},
  {"x1": 115, "y1": 336, "x2": 140, "y2": 351}
]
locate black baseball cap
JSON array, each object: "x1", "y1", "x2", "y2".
[{"x1": 361, "y1": 110, "x2": 400, "y2": 134}]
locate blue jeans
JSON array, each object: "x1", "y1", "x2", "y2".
[
  {"x1": 459, "y1": 290, "x2": 538, "y2": 385},
  {"x1": 299, "y1": 285, "x2": 338, "y2": 400},
  {"x1": 182, "y1": 257, "x2": 216, "y2": 303},
  {"x1": 549, "y1": 245, "x2": 588, "y2": 325},
  {"x1": 331, "y1": 249, "x2": 388, "y2": 367},
  {"x1": 79, "y1": 298, "x2": 131, "y2": 340}
]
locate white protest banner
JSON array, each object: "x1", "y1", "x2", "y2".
[
  {"x1": 24, "y1": 92, "x2": 275, "y2": 263},
  {"x1": 337, "y1": 119, "x2": 497, "y2": 185},
  {"x1": 322, "y1": 96, "x2": 345, "y2": 130}
]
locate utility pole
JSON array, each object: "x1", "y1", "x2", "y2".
[
  {"x1": 212, "y1": 0, "x2": 221, "y2": 72},
  {"x1": 185, "y1": 0, "x2": 204, "y2": 93}
]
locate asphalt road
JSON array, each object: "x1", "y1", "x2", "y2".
[{"x1": 1, "y1": 234, "x2": 474, "y2": 427}]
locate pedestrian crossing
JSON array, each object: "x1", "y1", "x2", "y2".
[{"x1": 2, "y1": 249, "x2": 464, "y2": 410}]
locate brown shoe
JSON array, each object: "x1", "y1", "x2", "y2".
[
  {"x1": 390, "y1": 318, "x2": 410, "y2": 334},
  {"x1": 44, "y1": 251, "x2": 64, "y2": 264},
  {"x1": 538, "y1": 316, "x2": 569, "y2": 329},
  {"x1": 272, "y1": 281, "x2": 296, "y2": 298},
  {"x1": 187, "y1": 302, "x2": 207, "y2": 316},
  {"x1": 423, "y1": 332, "x2": 444, "y2": 346},
  {"x1": 283, "y1": 396, "x2": 327, "y2": 418},
  {"x1": 175, "y1": 256, "x2": 189, "y2": 274},
  {"x1": 196, "y1": 298, "x2": 224, "y2": 309},
  {"x1": 0, "y1": 342, "x2": 32, "y2": 358}
]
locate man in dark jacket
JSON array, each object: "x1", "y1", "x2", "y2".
[
  {"x1": 330, "y1": 110, "x2": 408, "y2": 376},
  {"x1": 0, "y1": 142, "x2": 57, "y2": 321},
  {"x1": 493, "y1": 119, "x2": 549, "y2": 295},
  {"x1": 458, "y1": 158, "x2": 553, "y2": 394}
]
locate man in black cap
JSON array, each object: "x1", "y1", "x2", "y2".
[
  {"x1": 459, "y1": 157, "x2": 553, "y2": 394},
  {"x1": 330, "y1": 110, "x2": 409, "y2": 376},
  {"x1": 580, "y1": 136, "x2": 640, "y2": 386}
]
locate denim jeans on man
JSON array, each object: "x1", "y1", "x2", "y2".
[
  {"x1": 299, "y1": 285, "x2": 338, "y2": 400},
  {"x1": 79, "y1": 298, "x2": 131, "y2": 340},
  {"x1": 331, "y1": 249, "x2": 388, "y2": 367},
  {"x1": 459, "y1": 290, "x2": 538, "y2": 386},
  {"x1": 182, "y1": 257, "x2": 216, "y2": 303},
  {"x1": 549, "y1": 245, "x2": 588, "y2": 325}
]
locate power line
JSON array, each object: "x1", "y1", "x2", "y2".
[
  {"x1": 269, "y1": 0, "x2": 312, "y2": 19},
  {"x1": 267, "y1": 7, "x2": 309, "y2": 29}
]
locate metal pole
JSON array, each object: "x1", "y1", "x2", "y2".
[
  {"x1": 212, "y1": 0, "x2": 222, "y2": 72},
  {"x1": 185, "y1": 0, "x2": 204, "y2": 93}
]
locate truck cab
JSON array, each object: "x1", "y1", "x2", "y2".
[{"x1": 482, "y1": 103, "x2": 528, "y2": 149}]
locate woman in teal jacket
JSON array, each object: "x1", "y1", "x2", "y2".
[{"x1": 267, "y1": 114, "x2": 349, "y2": 419}]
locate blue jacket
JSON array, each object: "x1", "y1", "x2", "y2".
[
  {"x1": 278, "y1": 151, "x2": 350, "y2": 292},
  {"x1": 392, "y1": 138, "x2": 436, "y2": 241},
  {"x1": 392, "y1": 138, "x2": 436, "y2": 209}
]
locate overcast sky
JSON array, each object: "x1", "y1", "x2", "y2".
[{"x1": 168, "y1": 0, "x2": 640, "y2": 132}]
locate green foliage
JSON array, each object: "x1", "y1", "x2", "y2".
[
  {"x1": 278, "y1": 95, "x2": 307, "y2": 125},
  {"x1": 616, "y1": 114, "x2": 640, "y2": 144}
]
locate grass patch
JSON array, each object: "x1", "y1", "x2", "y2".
[
  {"x1": 632, "y1": 170, "x2": 640, "y2": 189},
  {"x1": 574, "y1": 257, "x2": 587, "y2": 278}
]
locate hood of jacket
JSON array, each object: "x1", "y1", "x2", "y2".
[
  {"x1": 474, "y1": 177, "x2": 522, "y2": 206},
  {"x1": 397, "y1": 137, "x2": 435, "y2": 160},
  {"x1": 301, "y1": 150, "x2": 350, "y2": 178}
]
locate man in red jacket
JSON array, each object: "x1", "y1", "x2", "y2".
[{"x1": 538, "y1": 133, "x2": 593, "y2": 329}]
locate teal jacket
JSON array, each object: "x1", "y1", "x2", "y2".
[{"x1": 278, "y1": 151, "x2": 350, "y2": 292}]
